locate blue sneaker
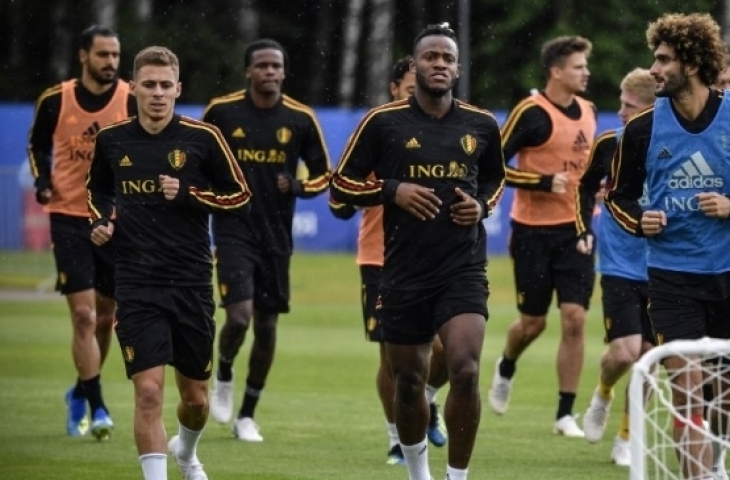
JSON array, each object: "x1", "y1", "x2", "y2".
[
  {"x1": 65, "y1": 387, "x2": 89, "y2": 436},
  {"x1": 386, "y1": 444, "x2": 405, "y2": 465},
  {"x1": 90, "y1": 408, "x2": 114, "y2": 441},
  {"x1": 427, "y1": 402, "x2": 447, "y2": 448}
]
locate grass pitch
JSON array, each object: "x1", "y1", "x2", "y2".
[{"x1": 0, "y1": 251, "x2": 631, "y2": 479}]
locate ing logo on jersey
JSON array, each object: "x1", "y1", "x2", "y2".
[
  {"x1": 276, "y1": 127, "x2": 292, "y2": 144},
  {"x1": 168, "y1": 149, "x2": 187, "y2": 170},
  {"x1": 460, "y1": 134, "x2": 477, "y2": 155}
]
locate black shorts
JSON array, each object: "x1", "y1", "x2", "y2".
[
  {"x1": 601, "y1": 275, "x2": 652, "y2": 344},
  {"x1": 360, "y1": 265, "x2": 384, "y2": 342},
  {"x1": 215, "y1": 241, "x2": 290, "y2": 314},
  {"x1": 648, "y1": 276, "x2": 730, "y2": 346},
  {"x1": 50, "y1": 213, "x2": 115, "y2": 297},
  {"x1": 115, "y1": 284, "x2": 216, "y2": 380},
  {"x1": 509, "y1": 222, "x2": 595, "y2": 316},
  {"x1": 377, "y1": 271, "x2": 488, "y2": 345}
]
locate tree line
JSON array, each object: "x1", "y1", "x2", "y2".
[{"x1": 0, "y1": 0, "x2": 722, "y2": 110}]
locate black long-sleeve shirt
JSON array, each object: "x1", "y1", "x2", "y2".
[
  {"x1": 28, "y1": 79, "x2": 137, "y2": 191},
  {"x1": 331, "y1": 96, "x2": 505, "y2": 290},
  {"x1": 575, "y1": 130, "x2": 617, "y2": 235},
  {"x1": 87, "y1": 114, "x2": 251, "y2": 287},
  {"x1": 202, "y1": 91, "x2": 330, "y2": 255},
  {"x1": 605, "y1": 89, "x2": 730, "y2": 299}
]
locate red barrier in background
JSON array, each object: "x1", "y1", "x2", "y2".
[{"x1": 22, "y1": 188, "x2": 50, "y2": 251}]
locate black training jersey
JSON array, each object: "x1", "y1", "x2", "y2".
[
  {"x1": 87, "y1": 114, "x2": 251, "y2": 287},
  {"x1": 575, "y1": 130, "x2": 617, "y2": 235},
  {"x1": 202, "y1": 91, "x2": 330, "y2": 255},
  {"x1": 331, "y1": 96, "x2": 505, "y2": 290},
  {"x1": 28, "y1": 79, "x2": 137, "y2": 192}
]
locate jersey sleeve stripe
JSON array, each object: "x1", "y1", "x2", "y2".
[
  {"x1": 282, "y1": 97, "x2": 333, "y2": 169},
  {"x1": 605, "y1": 136, "x2": 640, "y2": 234},
  {"x1": 201, "y1": 90, "x2": 245, "y2": 118},
  {"x1": 505, "y1": 167, "x2": 541, "y2": 184},
  {"x1": 500, "y1": 98, "x2": 537, "y2": 147},
  {"x1": 180, "y1": 117, "x2": 251, "y2": 208},
  {"x1": 301, "y1": 173, "x2": 330, "y2": 193},
  {"x1": 335, "y1": 100, "x2": 409, "y2": 175}
]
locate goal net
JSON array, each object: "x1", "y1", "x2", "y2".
[{"x1": 629, "y1": 337, "x2": 730, "y2": 480}]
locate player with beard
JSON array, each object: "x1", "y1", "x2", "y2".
[
  {"x1": 488, "y1": 36, "x2": 596, "y2": 439},
  {"x1": 27, "y1": 25, "x2": 136, "y2": 440},
  {"x1": 331, "y1": 22, "x2": 505, "y2": 480},
  {"x1": 202, "y1": 39, "x2": 331, "y2": 442},
  {"x1": 329, "y1": 55, "x2": 449, "y2": 465},
  {"x1": 606, "y1": 13, "x2": 730, "y2": 479}
]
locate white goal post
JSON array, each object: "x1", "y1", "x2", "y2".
[{"x1": 629, "y1": 337, "x2": 730, "y2": 480}]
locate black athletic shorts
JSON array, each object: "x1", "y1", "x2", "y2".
[
  {"x1": 377, "y1": 270, "x2": 488, "y2": 345},
  {"x1": 648, "y1": 275, "x2": 730, "y2": 346},
  {"x1": 50, "y1": 213, "x2": 115, "y2": 297},
  {"x1": 509, "y1": 221, "x2": 595, "y2": 316},
  {"x1": 115, "y1": 284, "x2": 216, "y2": 380},
  {"x1": 214, "y1": 241, "x2": 290, "y2": 314},
  {"x1": 601, "y1": 275, "x2": 652, "y2": 344},
  {"x1": 360, "y1": 265, "x2": 384, "y2": 342}
]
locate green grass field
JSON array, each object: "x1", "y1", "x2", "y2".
[{"x1": 0, "y1": 251, "x2": 633, "y2": 480}]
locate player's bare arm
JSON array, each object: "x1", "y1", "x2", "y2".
[
  {"x1": 394, "y1": 182, "x2": 441, "y2": 220},
  {"x1": 450, "y1": 187, "x2": 483, "y2": 226}
]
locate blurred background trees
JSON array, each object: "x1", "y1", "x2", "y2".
[{"x1": 0, "y1": 0, "x2": 722, "y2": 110}]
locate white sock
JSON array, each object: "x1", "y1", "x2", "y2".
[
  {"x1": 425, "y1": 384, "x2": 439, "y2": 404},
  {"x1": 139, "y1": 453, "x2": 167, "y2": 480},
  {"x1": 386, "y1": 421, "x2": 400, "y2": 448},
  {"x1": 401, "y1": 438, "x2": 430, "y2": 480},
  {"x1": 176, "y1": 423, "x2": 203, "y2": 463},
  {"x1": 446, "y1": 465, "x2": 468, "y2": 480}
]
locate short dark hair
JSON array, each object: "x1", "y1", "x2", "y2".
[
  {"x1": 413, "y1": 22, "x2": 458, "y2": 53},
  {"x1": 244, "y1": 38, "x2": 288, "y2": 71},
  {"x1": 391, "y1": 55, "x2": 413, "y2": 84},
  {"x1": 540, "y1": 36, "x2": 592, "y2": 77},
  {"x1": 79, "y1": 25, "x2": 118, "y2": 52}
]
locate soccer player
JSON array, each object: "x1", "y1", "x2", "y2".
[
  {"x1": 489, "y1": 35, "x2": 596, "y2": 438},
  {"x1": 605, "y1": 13, "x2": 730, "y2": 479},
  {"x1": 331, "y1": 22, "x2": 505, "y2": 480},
  {"x1": 27, "y1": 25, "x2": 136, "y2": 439},
  {"x1": 575, "y1": 68, "x2": 655, "y2": 466},
  {"x1": 202, "y1": 38, "x2": 331, "y2": 442},
  {"x1": 329, "y1": 55, "x2": 449, "y2": 465},
  {"x1": 87, "y1": 45, "x2": 250, "y2": 480}
]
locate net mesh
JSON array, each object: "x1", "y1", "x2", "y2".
[{"x1": 630, "y1": 338, "x2": 730, "y2": 480}]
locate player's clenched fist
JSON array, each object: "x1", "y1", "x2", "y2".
[
  {"x1": 640, "y1": 210, "x2": 666, "y2": 237},
  {"x1": 159, "y1": 175, "x2": 180, "y2": 200},
  {"x1": 91, "y1": 221, "x2": 114, "y2": 246}
]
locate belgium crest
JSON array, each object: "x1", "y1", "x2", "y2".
[
  {"x1": 276, "y1": 127, "x2": 292, "y2": 144},
  {"x1": 168, "y1": 149, "x2": 186, "y2": 170},
  {"x1": 460, "y1": 134, "x2": 477, "y2": 155}
]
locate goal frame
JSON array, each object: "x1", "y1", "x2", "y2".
[{"x1": 629, "y1": 337, "x2": 730, "y2": 480}]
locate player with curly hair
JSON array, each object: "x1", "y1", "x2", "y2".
[{"x1": 606, "y1": 12, "x2": 730, "y2": 479}]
